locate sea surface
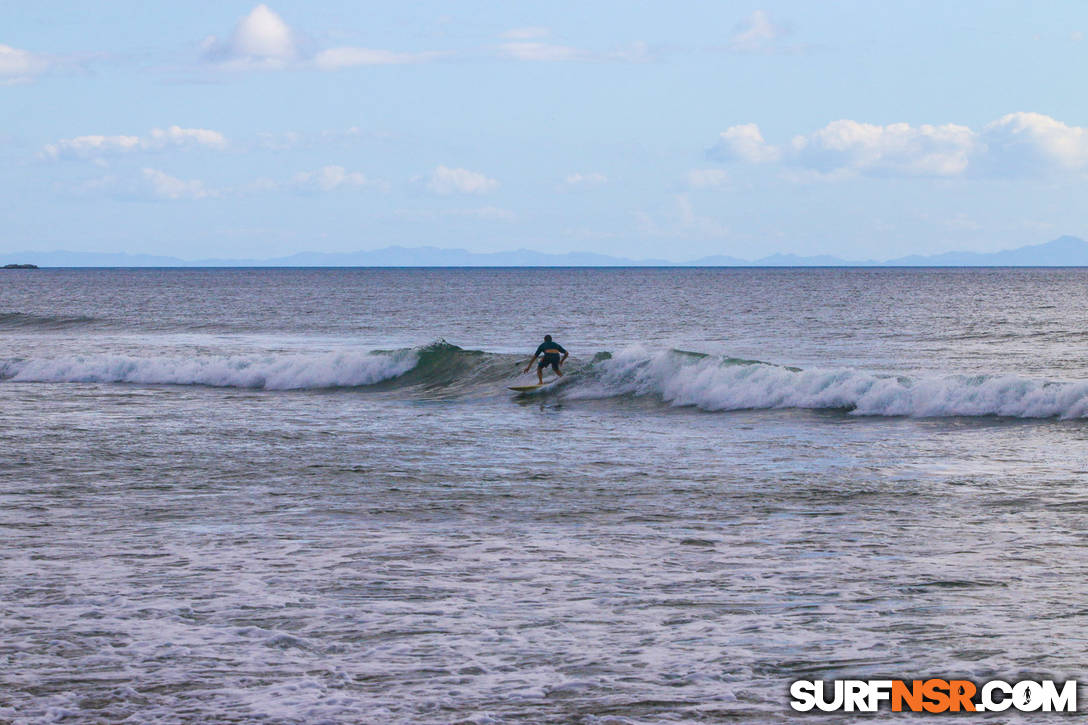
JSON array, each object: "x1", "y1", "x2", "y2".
[{"x1": 2, "y1": 267, "x2": 1087, "y2": 723}]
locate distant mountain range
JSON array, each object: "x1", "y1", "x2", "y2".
[{"x1": 5, "y1": 235, "x2": 1088, "y2": 268}]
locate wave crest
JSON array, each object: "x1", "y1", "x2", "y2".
[
  {"x1": 4, "y1": 342, "x2": 1088, "y2": 418},
  {"x1": 580, "y1": 348, "x2": 1088, "y2": 419},
  {"x1": 2, "y1": 349, "x2": 418, "y2": 390}
]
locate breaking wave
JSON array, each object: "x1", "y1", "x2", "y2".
[
  {"x1": 4, "y1": 341, "x2": 1088, "y2": 418},
  {"x1": 577, "y1": 348, "x2": 1088, "y2": 419},
  {"x1": 0, "y1": 348, "x2": 420, "y2": 390}
]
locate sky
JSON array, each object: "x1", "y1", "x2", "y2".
[{"x1": 2, "y1": 0, "x2": 1088, "y2": 262}]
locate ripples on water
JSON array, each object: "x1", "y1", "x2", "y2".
[{"x1": 2, "y1": 268, "x2": 1087, "y2": 723}]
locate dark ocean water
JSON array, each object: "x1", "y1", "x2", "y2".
[{"x1": 2, "y1": 267, "x2": 1087, "y2": 723}]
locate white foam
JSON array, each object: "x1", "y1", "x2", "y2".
[
  {"x1": 578, "y1": 348, "x2": 1088, "y2": 418},
  {"x1": 1, "y1": 349, "x2": 417, "y2": 390}
]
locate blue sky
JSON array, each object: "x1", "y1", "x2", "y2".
[{"x1": 2, "y1": 1, "x2": 1087, "y2": 261}]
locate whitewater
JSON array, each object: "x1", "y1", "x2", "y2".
[
  {"x1": 5, "y1": 342, "x2": 1088, "y2": 419},
  {"x1": 3, "y1": 267, "x2": 1087, "y2": 723}
]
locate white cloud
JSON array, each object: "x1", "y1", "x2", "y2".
[
  {"x1": 230, "y1": 4, "x2": 295, "y2": 59},
  {"x1": 0, "y1": 44, "x2": 52, "y2": 84},
  {"x1": 147, "y1": 126, "x2": 228, "y2": 149},
  {"x1": 202, "y1": 4, "x2": 296, "y2": 69},
  {"x1": 311, "y1": 47, "x2": 441, "y2": 69},
  {"x1": 564, "y1": 172, "x2": 608, "y2": 188},
  {"x1": 141, "y1": 168, "x2": 215, "y2": 200},
  {"x1": 292, "y1": 165, "x2": 385, "y2": 192},
  {"x1": 424, "y1": 165, "x2": 499, "y2": 195},
  {"x1": 61, "y1": 170, "x2": 217, "y2": 201},
  {"x1": 978, "y1": 112, "x2": 1088, "y2": 175},
  {"x1": 203, "y1": 5, "x2": 440, "y2": 71},
  {"x1": 44, "y1": 126, "x2": 227, "y2": 160},
  {"x1": 497, "y1": 39, "x2": 649, "y2": 63},
  {"x1": 47, "y1": 135, "x2": 142, "y2": 159},
  {"x1": 790, "y1": 120, "x2": 975, "y2": 176},
  {"x1": 501, "y1": 27, "x2": 551, "y2": 40},
  {"x1": 498, "y1": 42, "x2": 589, "y2": 62},
  {"x1": 708, "y1": 113, "x2": 1088, "y2": 178},
  {"x1": 80, "y1": 166, "x2": 386, "y2": 198},
  {"x1": 686, "y1": 169, "x2": 729, "y2": 189},
  {"x1": 69, "y1": 165, "x2": 394, "y2": 201},
  {"x1": 708, "y1": 123, "x2": 781, "y2": 163},
  {"x1": 727, "y1": 11, "x2": 788, "y2": 53}
]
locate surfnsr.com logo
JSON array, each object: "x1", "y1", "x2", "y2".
[{"x1": 790, "y1": 679, "x2": 1077, "y2": 713}]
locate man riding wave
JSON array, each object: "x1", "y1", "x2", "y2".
[{"x1": 523, "y1": 334, "x2": 568, "y2": 385}]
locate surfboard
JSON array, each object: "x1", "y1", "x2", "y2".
[{"x1": 508, "y1": 377, "x2": 564, "y2": 392}]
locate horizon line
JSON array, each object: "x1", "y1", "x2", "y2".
[
  {"x1": 3, "y1": 234, "x2": 1085, "y2": 267},
  {"x1": 10, "y1": 264, "x2": 1088, "y2": 270}
]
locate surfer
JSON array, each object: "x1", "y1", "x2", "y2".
[{"x1": 523, "y1": 334, "x2": 568, "y2": 385}]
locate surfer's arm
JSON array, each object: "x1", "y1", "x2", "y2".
[
  {"x1": 523, "y1": 354, "x2": 539, "y2": 373},
  {"x1": 560, "y1": 351, "x2": 568, "y2": 365}
]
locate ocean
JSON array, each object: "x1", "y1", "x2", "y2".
[{"x1": 2, "y1": 267, "x2": 1087, "y2": 723}]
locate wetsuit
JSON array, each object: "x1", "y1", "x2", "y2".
[{"x1": 535, "y1": 341, "x2": 567, "y2": 373}]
